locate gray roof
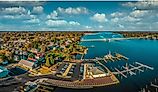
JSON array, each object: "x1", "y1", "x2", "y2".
[{"x1": 91, "y1": 67, "x2": 105, "y2": 75}]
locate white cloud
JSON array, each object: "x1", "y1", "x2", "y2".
[
  {"x1": 0, "y1": 1, "x2": 45, "y2": 7},
  {"x1": 123, "y1": 16, "x2": 141, "y2": 22},
  {"x1": 32, "y1": 6, "x2": 43, "y2": 14},
  {"x1": 24, "y1": 18, "x2": 40, "y2": 23},
  {"x1": 0, "y1": 6, "x2": 27, "y2": 15},
  {"x1": 2, "y1": 15, "x2": 16, "y2": 19},
  {"x1": 47, "y1": 11, "x2": 58, "y2": 19},
  {"x1": 57, "y1": 7, "x2": 88, "y2": 14},
  {"x1": 130, "y1": 10, "x2": 148, "y2": 17},
  {"x1": 111, "y1": 17, "x2": 119, "y2": 22},
  {"x1": 46, "y1": 20, "x2": 80, "y2": 27},
  {"x1": 91, "y1": 13, "x2": 108, "y2": 23},
  {"x1": 85, "y1": 26, "x2": 92, "y2": 29},
  {"x1": 98, "y1": 25, "x2": 104, "y2": 29},
  {"x1": 46, "y1": 20, "x2": 67, "y2": 26},
  {"x1": 111, "y1": 12, "x2": 124, "y2": 17},
  {"x1": 122, "y1": 1, "x2": 158, "y2": 10},
  {"x1": 1, "y1": 14, "x2": 36, "y2": 19},
  {"x1": 0, "y1": 6, "x2": 37, "y2": 20},
  {"x1": 118, "y1": 24, "x2": 124, "y2": 28},
  {"x1": 69, "y1": 21, "x2": 80, "y2": 26}
]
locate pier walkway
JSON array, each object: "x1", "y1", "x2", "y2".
[
  {"x1": 113, "y1": 62, "x2": 154, "y2": 78},
  {"x1": 82, "y1": 52, "x2": 128, "y2": 63},
  {"x1": 151, "y1": 83, "x2": 158, "y2": 88},
  {"x1": 114, "y1": 68, "x2": 127, "y2": 78}
]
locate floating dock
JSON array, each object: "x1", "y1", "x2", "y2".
[
  {"x1": 135, "y1": 62, "x2": 154, "y2": 70},
  {"x1": 104, "y1": 51, "x2": 115, "y2": 62},
  {"x1": 114, "y1": 68, "x2": 127, "y2": 78},
  {"x1": 151, "y1": 83, "x2": 158, "y2": 88},
  {"x1": 115, "y1": 53, "x2": 129, "y2": 60},
  {"x1": 83, "y1": 52, "x2": 129, "y2": 63},
  {"x1": 104, "y1": 52, "x2": 129, "y2": 62},
  {"x1": 113, "y1": 62, "x2": 154, "y2": 78}
]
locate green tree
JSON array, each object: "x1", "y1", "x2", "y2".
[
  {"x1": 45, "y1": 53, "x2": 56, "y2": 67},
  {"x1": 28, "y1": 53, "x2": 35, "y2": 58}
]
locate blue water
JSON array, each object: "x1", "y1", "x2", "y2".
[{"x1": 56, "y1": 32, "x2": 158, "y2": 92}]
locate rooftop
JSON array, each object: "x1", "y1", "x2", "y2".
[
  {"x1": 91, "y1": 67, "x2": 105, "y2": 75},
  {"x1": 0, "y1": 69, "x2": 3, "y2": 73}
]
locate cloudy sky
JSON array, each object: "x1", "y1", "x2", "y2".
[{"x1": 0, "y1": 1, "x2": 158, "y2": 31}]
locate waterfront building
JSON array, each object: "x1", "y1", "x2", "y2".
[
  {"x1": 18, "y1": 59, "x2": 37, "y2": 69},
  {"x1": 90, "y1": 67, "x2": 109, "y2": 78}
]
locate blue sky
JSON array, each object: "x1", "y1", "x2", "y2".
[{"x1": 0, "y1": 1, "x2": 158, "y2": 31}]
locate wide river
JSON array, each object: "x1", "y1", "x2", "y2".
[{"x1": 56, "y1": 32, "x2": 158, "y2": 92}]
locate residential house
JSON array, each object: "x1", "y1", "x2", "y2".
[{"x1": 18, "y1": 59, "x2": 37, "y2": 69}]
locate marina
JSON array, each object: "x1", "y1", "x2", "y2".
[
  {"x1": 139, "y1": 78, "x2": 158, "y2": 92},
  {"x1": 83, "y1": 51, "x2": 128, "y2": 63},
  {"x1": 79, "y1": 32, "x2": 158, "y2": 92},
  {"x1": 0, "y1": 31, "x2": 157, "y2": 92},
  {"x1": 113, "y1": 62, "x2": 154, "y2": 78},
  {"x1": 0, "y1": 0, "x2": 158, "y2": 92}
]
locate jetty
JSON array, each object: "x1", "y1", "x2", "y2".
[
  {"x1": 114, "y1": 68, "x2": 127, "y2": 78},
  {"x1": 113, "y1": 62, "x2": 154, "y2": 78},
  {"x1": 104, "y1": 52, "x2": 129, "y2": 62},
  {"x1": 151, "y1": 83, "x2": 158, "y2": 88},
  {"x1": 139, "y1": 78, "x2": 158, "y2": 92},
  {"x1": 129, "y1": 64, "x2": 144, "y2": 72},
  {"x1": 122, "y1": 65, "x2": 136, "y2": 76},
  {"x1": 115, "y1": 53, "x2": 129, "y2": 60},
  {"x1": 104, "y1": 51, "x2": 115, "y2": 62},
  {"x1": 135, "y1": 62, "x2": 154, "y2": 70},
  {"x1": 82, "y1": 52, "x2": 128, "y2": 63}
]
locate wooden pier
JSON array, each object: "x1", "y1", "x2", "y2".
[
  {"x1": 139, "y1": 78, "x2": 158, "y2": 92},
  {"x1": 104, "y1": 52, "x2": 129, "y2": 62},
  {"x1": 122, "y1": 65, "x2": 136, "y2": 76},
  {"x1": 114, "y1": 68, "x2": 127, "y2": 78},
  {"x1": 135, "y1": 62, "x2": 154, "y2": 70},
  {"x1": 129, "y1": 64, "x2": 144, "y2": 72},
  {"x1": 151, "y1": 83, "x2": 158, "y2": 88},
  {"x1": 82, "y1": 51, "x2": 129, "y2": 63},
  {"x1": 115, "y1": 53, "x2": 129, "y2": 60},
  {"x1": 113, "y1": 62, "x2": 154, "y2": 78}
]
